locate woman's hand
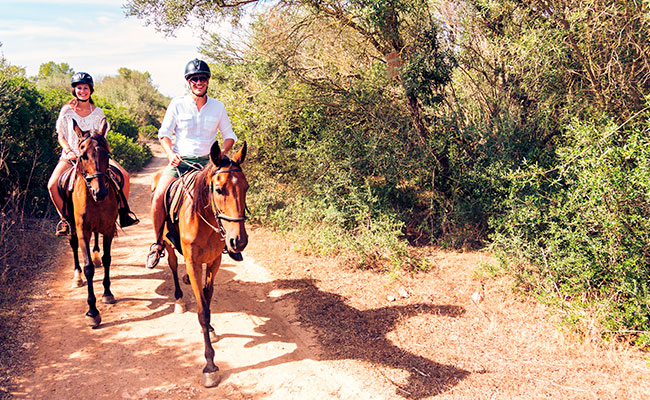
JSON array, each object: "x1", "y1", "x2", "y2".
[
  {"x1": 168, "y1": 152, "x2": 182, "y2": 167},
  {"x1": 65, "y1": 149, "x2": 77, "y2": 160}
]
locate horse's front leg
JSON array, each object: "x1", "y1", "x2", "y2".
[
  {"x1": 69, "y1": 232, "x2": 84, "y2": 288},
  {"x1": 185, "y1": 254, "x2": 220, "y2": 388},
  {"x1": 101, "y1": 233, "x2": 115, "y2": 304},
  {"x1": 92, "y1": 232, "x2": 102, "y2": 268},
  {"x1": 78, "y1": 230, "x2": 100, "y2": 327},
  {"x1": 166, "y1": 242, "x2": 185, "y2": 313}
]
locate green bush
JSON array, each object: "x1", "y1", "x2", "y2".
[
  {"x1": 0, "y1": 74, "x2": 58, "y2": 211},
  {"x1": 106, "y1": 131, "x2": 152, "y2": 171},
  {"x1": 97, "y1": 99, "x2": 139, "y2": 139},
  {"x1": 138, "y1": 124, "x2": 158, "y2": 139},
  {"x1": 491, "y1": 114, "x2": 650, "y2": 346}
]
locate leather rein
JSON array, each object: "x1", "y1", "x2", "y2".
[
  {"x1": 75, "y1": 135, "x2": 110, "y2": 191},
  {"x1": 177, "y1": 160, "x2": 247, "y2": 237},
  {"x1": 207, "y1": 165, "x2": 247, "y2": 236}
]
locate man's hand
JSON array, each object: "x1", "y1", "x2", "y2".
[{"x1": 168, "y1": 152, "x2": 183, "y2": 167}]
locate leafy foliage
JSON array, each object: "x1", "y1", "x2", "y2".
[
  {"x1": 106, "y1": 131, "x2": 153, "y2": 171},
  {"x1": 96, "y1": 68, "x2": 168, "y2": 129},
  {"x1": 491, "y1": 114, "x2": 650, "y2": 346}
]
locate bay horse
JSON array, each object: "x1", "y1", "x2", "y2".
[
  {"x1": 154, "y1": 140, "x2": 248, "y2": 387},
  {"x1": 66, "y1": 118, "x2": 119, "y2": 328}
]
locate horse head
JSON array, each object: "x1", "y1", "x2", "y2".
[
  {"x1": 73, "y1": 118, "x2": 111, "y2": 202},
  {"x1": 207, "y1": 141, "x2": 249, "y2": 254}
]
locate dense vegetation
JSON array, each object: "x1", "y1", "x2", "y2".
[
  {"x1": 125, "y1": 0, "x2": 650, "y2": 345},
  {"x1": 1, "y1": 0, "x2": 648, "y2": 348}
]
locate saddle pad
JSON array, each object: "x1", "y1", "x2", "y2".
[
  {"x1": 164, "y1": 171, "x2": 200, "y2": 224},
  {"x1": 57, "y1": 165, "x2": 124, "y2": 205}
]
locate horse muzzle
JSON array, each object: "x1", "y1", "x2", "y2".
[
  {"x1": 226, "y1": 232, "x2": 248, "y2": 253},
  {"x1": 91, "y1": 185, "x2": 108, "y2": 202}
]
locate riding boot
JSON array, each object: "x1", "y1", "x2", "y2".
[
  {"x1": 146, "y1": 243, "x2": 165, "y2": 269},
  {"x1": 119, "y1": 207, "x2": 140, "y2": 228},
  {"x1": 55, "y1": 219, "x2": 70, "y2": 236}
]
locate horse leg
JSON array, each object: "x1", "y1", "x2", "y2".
[
  {"x1": 166, "y1": 243, "x2": 185, "y2": 313},
  {"x1": 79, "y1": 232, "x2": 101, "y2": 327},
  {"x1": 92, "y1": 232, "x2": 102, "y2": 269},
  {"x1": 101, "y1": 234, "x2": 115, "y2": 304},
  {"x1": 185, "y1": 256, "x2": 220, "y2": 388},
  {"x1": 70, "y1": 232, "x2": 84, "y2": 288},
  {"x1": 205, "y1": 259, "x2": 220, "y2": 342}
]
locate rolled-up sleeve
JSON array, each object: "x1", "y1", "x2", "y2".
[
  {"x1": 218, "y1": 108, "x2": 237, "y2": 142},
  {"x1": 158, "y1": 98, "x2": 178, "y2": 140}
]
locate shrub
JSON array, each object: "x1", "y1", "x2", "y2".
[
  {"x1": 106, "y1": 131, "x2": 152, "y2": 171},
  {"x1": 491, "y1": 114, "x2": 650, "y2": 346}
]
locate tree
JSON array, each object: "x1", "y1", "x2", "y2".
[
  {"x1": 124, "y1": 0, "x2": 455, "y2": 141},
  {"x1": 35, "y1": 61, "x2": 74, "y2": 92},
  {"x1": 96, "y1": 67, "x2": 168, "y2": 128}
]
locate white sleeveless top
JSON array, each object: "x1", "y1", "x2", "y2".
[{"x1": 56, "y1": 105, "x2": 110, "y2": 160}]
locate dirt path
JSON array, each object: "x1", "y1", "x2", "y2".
[
  {"x1": 9, "y1": 146, "x2": 650, "y2": 400},
  {"x1": 11, "y1": 147, "x2": 384, "y2": 400}
]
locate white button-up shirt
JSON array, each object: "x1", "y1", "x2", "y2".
[{"x1": 158, "y1": 95, "x2": 237, "y2": 157}]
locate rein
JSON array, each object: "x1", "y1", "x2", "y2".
[
  {"x1": 175, "y1": 160, "x2": 247, "y2": 237},
  {"x1": 75, "y1": 135, "x2": 110, "y2": 191}
]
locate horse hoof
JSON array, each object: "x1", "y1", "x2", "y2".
[
  {"x1": 85, "y1": 314, "x2": 101, "y2": 328},
  {"x1": 182, "y1": 274, "x2": 190, "y2": 285},
  {"x1": 102, "y1": 295, "x2": 116, "y2": 304},
  {"x1": 174, "y1": 300, "x2": 186, "y2": 314},
  {"x1": 92, "y1": 253, "x2": 102, "y2": 268},
  {"x1": 72, "y1": 278, "x2": 84, "y2": 288},
  {"x1": 201, "y1": 370, "x2": 221, "y2": 388}
]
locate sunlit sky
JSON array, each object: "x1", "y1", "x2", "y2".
[{"x1": 0, "y1": 0, "x2": 236, "y2": 98}]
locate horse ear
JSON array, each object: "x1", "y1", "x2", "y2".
[
  {"x1": 72, "y1": 119, "x2": 84, "y2": 138},
  {"x1": 232, "y1": 141, "x2": 247, "y2": 165},
  {"x1": 98, "y1": 118, "x2": 109, "y2": 136},
  {"x1": 209, "y1": 141, "x2": 222, "y2": 166}
]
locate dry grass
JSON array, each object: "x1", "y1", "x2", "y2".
[
  {"x1": 0, "y1": 213, "x2": 60, "y2": 399},
  {"x1": 245, "y1": 226, "x2": 650, "y2": 399}
]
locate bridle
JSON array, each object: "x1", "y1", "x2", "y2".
[
  {"x1": 77, "y1": 135, "x2": 109, "y2": 191},
  {"x1": 206, "y1": 164, "x2": 247, "y2": 236},
  {"x1": 176, "y1": 159, "x2": 247, "y2": 237}
]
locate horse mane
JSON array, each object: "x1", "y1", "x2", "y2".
[{"x1": 192, "y1": 163, "x2": 216, "y2": 214}]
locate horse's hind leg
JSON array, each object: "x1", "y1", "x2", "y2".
[
  {"x1": 92, "y1": 232, "x2": 102, "y2": 268},
  {"x1": 166, "y1": 243, "x2": 185, "y2": 313},
  {"x1": 101, "y1": 234, "x2": 115, "y2": 304},
  {"x1": 70, "y1": 233, "x2": 84, "y2": 288}
]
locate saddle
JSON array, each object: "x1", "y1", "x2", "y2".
[
  {"x1": 57, "y1": 164, "x2": 126, "y2": 223},
  {"x1": 162, "y1": 171, "x2": 200, "y2": 255}
]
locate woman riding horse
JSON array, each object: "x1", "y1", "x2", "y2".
[{"x1": 47, "y1": 72, "x2": 138, "y2": 237}]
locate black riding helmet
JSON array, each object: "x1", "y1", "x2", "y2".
[
  {"x1": 184, "y1": 59, "x2": 211, "y2": 80},
  {"x1": 70, "y1": 72, "x2": 94, "y2": 94}
]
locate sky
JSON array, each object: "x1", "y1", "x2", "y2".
[{"x1": 0, "y1": 0, "x2": 234, "y2": 98}]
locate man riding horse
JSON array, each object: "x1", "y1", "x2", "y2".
[{"x1": 146, "y1": 59, "x2": 242, "y2": 269}]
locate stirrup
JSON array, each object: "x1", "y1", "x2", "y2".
[
  {"x1": 55, "y1": 219, "x2": 70, "y2": 236},
  {"x1": 145, "y1": 243, "x2": 165, "y2": 269},
  {"x1": 119, "y1": 209, "x2": 140, "y2": 227}
]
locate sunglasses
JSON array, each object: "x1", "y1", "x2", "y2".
[{"x1": 189, "y1": 75, "x2": 209, "y2": 83}]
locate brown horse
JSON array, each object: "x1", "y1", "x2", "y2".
[
  {"x1": 154, "y1": 140, "x2": 248, "y2": 387},
  {"x1": 67, "y1": 118, "x2": 119, "y2": 328}
]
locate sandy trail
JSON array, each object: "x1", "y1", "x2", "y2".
[{"x1": 13, "y1": 147, "x2": 382, "y2": 400}]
